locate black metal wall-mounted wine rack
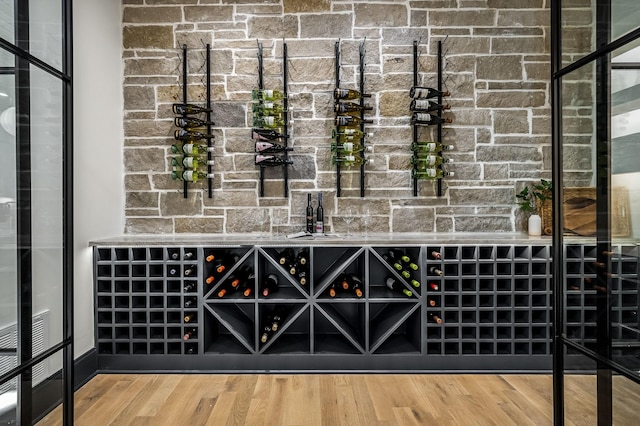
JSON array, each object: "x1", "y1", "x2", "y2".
[
  {"x1": 254, "y1": 40, "x2": 291, "y2": 198},
  {"x1": 411, "y1": 40, "x2": 450, "y2": 197},
  {"x1": 334, "y1": 39, "x2": 370, "y2": 198},
  {"x1": 174, "y1": 44, "x2": 214, "y2": 199}
]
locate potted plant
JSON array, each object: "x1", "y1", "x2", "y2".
[{"x1": 516, "y1": 179, "x2": 552, "y2": 236}]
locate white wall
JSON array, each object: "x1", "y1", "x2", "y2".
[{"x1": 73, "y1": 0, "x2": 123, "y2": 357}]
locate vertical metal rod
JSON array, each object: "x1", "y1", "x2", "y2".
[
  {"x1": 335, "y1": 40, "x2": 341, "y2": 198},
  {"x1": 436, "y1": 41, "x2": 443, "y2": 197},
  {"x1": 359, "y1": 41, "x2": 366, "y2": 198},
  {"x1": 63, "y1": 0, "x2": 75, "y2": 422},
  {"x1": 206, "y1": 44, "x2": 213, "y2": 199},
  {"x1": 182, "y1": 45, "x2": 188, "y2": 199},
  {"x1": 257, "y1": 42, "x2": 265, "y2": 197},
  {"x1": 412, "y1": 40, "x2": 418, "y2": 197},
  {"x1": 550, "y1": 0, "x2": 565, "y2": 423},
  {"x1": 283, "y1": 42, "x2": 289, "y2": 198}
]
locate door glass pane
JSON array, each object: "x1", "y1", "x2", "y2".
[
  {"x1": 612, "y1": 372, "x2": 640, "y2": 424},
  {"x1": 560, "y1": 0, "x2": 595, "y2": 68},
  {"x1": 612, "y1": 0, "x2": 640, "y2": 41},
  {"x1": 30, "y1": 64, "x2": 64, "y2": 352},
  {"x1": 0, "y1": 2, "x2": 14, "y2": 45},
  {"x1": 29, "y1": 0, "x2": 63, "y2": 71},
  {"x1": 32, "y1": 350, "x2": 63, "y2": 423},
  {"x1": 564, "y1": 347, "x2": 598, "y2": 425}
]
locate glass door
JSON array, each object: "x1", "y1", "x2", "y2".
[{"x1": 0, "y1": 0, "x2": 73, "y2": 424}]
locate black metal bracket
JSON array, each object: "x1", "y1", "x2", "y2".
[
  {"x1": 436, "y1": 40, "x2": 444, "y2": 197},
  {"x1": 335, "y1": 40, "x2": 342, "y2": 197},
  {"x1": 359, "y1": 40, "x2": 366, "y2": 198},
  {"x1": 182, "y1": 45, "x2": 188, "y2": 199},
  {"x1": 206, "y1": 43, "x2": 213, "y2": 199}
]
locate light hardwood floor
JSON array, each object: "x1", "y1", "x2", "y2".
[{"x1": 36, "y1": 373, "x2": 639, "y2": 425}]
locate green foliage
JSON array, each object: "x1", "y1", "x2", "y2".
[{"x1": 516, "y1": 179, "x2": 552, "y2": 212}]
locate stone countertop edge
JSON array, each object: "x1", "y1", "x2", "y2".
[{"x1": 89, "y1": 232, "x2": 556, "y2": 247}]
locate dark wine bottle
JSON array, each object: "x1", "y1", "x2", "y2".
[
  {"x1": 427, "y1": 298, "x2": 437, "y2": 307},
  {"x1": 174, "y1": 128, "x2": 215, "y2": 141},
  {"x1": 351, "y1": 275, "x2": 363, "y2": 298},
  {"x1": 251, "y1": 128, "x2": 288, "y2": 141},
  {"x1": 183, "y1": 282, "x2": 196, "y2": 292},
  {"x1": 271, "y1": 306, "x2": 287, "y2": 332},
  {"x1": 183, "y1": 328, "x2": 197, "y2": 341},
  {"x1": 172, "y1": 103, "x2": 212, "y2": 115},
  {"x1": 385, "y1": 277, "x2": 413, "y2": 297},
  {"x1": 430, "y1": 250, "x2": 442, "y2": 260},
  {"x1": 428, "y1": 282, "x2": 439, "y2": 291},
  {"x1": 382, "y1": 253, "x2": 404, "y2": 272},
  {"x1": 316, "y1": 193, "x2": 324, "y2": 233},
  {"x1": 428, "y1": 266, "x2": 444, "y2": 277},
  {"x1": 296, "y1": 249, "x2": 309, "y2": 266},
  {"x1": 296, "y1": 269, "x2": 308, "y2": 286},
  {"x1": 334, "y1": 102, "x2": 373, "y2": 113},
  {"x1": 409, "y1": 99, "x2": 450, "y2": 112},
  {"x1": 340, "y1": 274, "x2": 351, "y2": 291},
  {"x1": 184, "y1": 313, "x2": 196, "y2": 323},
  {"x1": 334, "y1": 88, "x2": 372, "y2": 100},
  {"x1": 184, "y1": 297, "x2": 197, "y2": 308},
  {"x1": 429, "y1": 313, "x2": 443, "y2": 324},
  {"x1": 409, "y1": 86, "x2": 450, "y2": 99},
  {"x1": 278, "y1": 248, "x2": 295, "y2": 267},
  {"x1": 205, "y1": 253, "x2": 216, "y2": 263},
  {"x1": 255, "y1": 154, "x2": 293, "y2": 167},
  {"x1": 260, "y1": 325, "x2": 273, "y2": 343},
  {"x1": 255, "y1": 141, "x2": 293, "y2": 154},
  {"x1": 335, "y1": 115, "x2": 373, "y2": 126},
  {"x1": 175, "y1": 116, "x2": 215, "y2": 129},
  {"x1": 328, "y1": 282, "x2": 337, "y2": 298},
  {"x1": 183, "y1": 265, "x2": 196, "y2": 276},
  {"x1": 409, "y1": 279, "x2": 421, "y2": 288},
  {"x1": 260, "y1": 273, "x2": 279, "y2": 297},
  {"x1": 306, "y1": 194, "x2": 314, "y2": 233},
  {"x1": 411, "y1": 112, "x2": 452, "y2": 126}
]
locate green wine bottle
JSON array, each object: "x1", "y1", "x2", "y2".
[
  {"x1": 171, "y1": 143, "x2": 215, "y2": 156},
  {"x1": 175, "y1": 116, "x2": 215, "y2": 129},
  {"x1": 411, "y1": 155, "x2": 452, "y2": 168},
  {"x1": 410, "y1": 142, "x2": 454, "y2": 153},
  {"x1": 252, "y1": 101, "x2": 286, "y2": 114},
  {"x1": 171, "y1": 156, "x2": 215, "y2": 169},
  {"x1": 172, "y1": 103, "x2": 212, "y2": 115},
  {"x1": 330, "y1": 142, "x2": 370, "y2": 154},
  {"x1": 171, "y1": 170, "x2": 214, "y2": 182},
  {"x1": 253, "y1": 115, "x2": 286, "y2": 129},
  {"x1": 334, "y1": 102, "x2": 373, "y2": 113},
  {"x1": 331, "y1": 154, "x2": 371, "y2": 167},
  {"x1": 174, "y1": 128, "x2": 215, "y2": 141},
  {"x1": 335, "y1": 115, "x2": 373, "y2": 126},
  {"x1": 334, "y1": 88, "x2": 371, "y2": 100},
  {"x1": 412, "y1": 168, "x2": 454, "y2": 179},
  {"x1": 252, "y1": 89, "x2": 285, "y2": 101}
]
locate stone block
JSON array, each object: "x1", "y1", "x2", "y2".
[
  {"x1": 126, "y1": 191, "x2": 159, "y2": 209},
  {"x1": 175, "y1": 217, "x2": 224, "y2": 233},
  {"x1": 123, "y1": 26, "x2": 174, "y2": 49},
  {"x1": 392, "y1": 207, "x2": 435, "y2": 233},
  {"x1": 497, "y1": 10, "x2": 550, "y2": 27},
  {"x1": 288, "y1": 58, "x2": 336, "y2": 83},
  {"x1": 449, "y1": 186, "x2": 517, "y2": 206},
  {"x1": 203, "y1": 190, "x2": 257, "y2": 208},
  {"x1": 477, "y1": 145, "x2": 542, "y2": 162},
  {"x1": 475, "y1": 28, "x2": 544, "y2": 37},
  {"x1": 381, "y1": 28, "x2": 431, "y2": 46},
  {"x1": 184, "y1": 6, "x2": 234, "y2": 22},
  {"x1": 354, "y1": 3, "x2": 408, "y2": 27},
  {"x1": 125, "y1": 147, "x2": 167, "y2": 173},
  {"x1": 123, "y1": 6, "x2": 182, "y2": 23},
  {"x1": 300, "y1": 14, "x2": 352, "y2": 39},
  {"x1": 125, "y1": 174, "x2": 152, "y2": 191},
  {"x1": 492, "y1": 36, "x2": 548, "y2": 55},
  {"x1": 287, "y1": 155, "x2": 317, "y2": 180},
  {"x1": 124, "y1": 86, "x2": 156, "y2": 110},
  {"x1": 124, "y1": 57, "x2": 178, "y2": 76},
  {"x1": 275, "y1": 39, "x2": 335, "y2": 59},
  {"x1": 126, "y1": 218, "x2": 173, "y2": 234},
  {"x1": 379, "y1": 91, "x2": 409, "y2": 117},
  {"x1": 383, "y1": 55, "x2": 412, "y2": 74},
  {"x1": 563, "y1": 145, "x2": 593, "y2": 171},
  {"x1": 454, "y1": 216, "x2": 514, "y2": 232},
  {"x1": 160, "y1": 191, "x2": 203, "y2": 216},
  {"x1": 248, "y1": 16, "x2": 298, "y2": 39},
  {"x1": 476, "y1": 55, "x2": 523, "y2": 80},
  {"x1": 284, "y1": 0, "x2": 330, "y2": 13},
  {"x1": 124, "y1": 120, "x2": 173, "y2": 139},
  {"x1": 493, "y1": 110, "x2": 529, "y2": 134},
  {"x1": 435, "y1": 216, "x2": 454, "y2": 232},
  {"x1": 125, "y1": 209, "x2": 159, "y2": 217},
  {"x1": 429, "y1": 37, "x2": 491, "y2": 56},
  {"x1": 488, "y1": 0, "x2": 544, "y2": 7},
  {"x1": 211, "y1": 103, "x2": 246, "y2": 127},
  {"x1": 410, "y1": 1, "x2": 458, "y2": 9},
  {"x1": 484, "y1": 163, "x2": 510, "y2": 180},
  {"x1": 476, "y1": 91, "x2": 546, "y2": 108},
  {"x1": 428, "y1": 10, "x2": 497, "y2": 27},
  {"x1": 449, "y1": 109, "x2": 492, "y2": 126}
]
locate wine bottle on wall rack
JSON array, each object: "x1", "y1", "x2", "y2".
[
  {"x1": 183, "y1": 282, "x2": 196, "y2": 292},
  {"x1": 334, "y1": 88, "x2": 372, "y2": 100},
  {"x1": 409, "y1": 86, "x2": 450, "y2": 99},
  {"x1": 306, "y1": 194, "x2": 314, "y2": 233},
  {"x1": 410, "y1": 99, "x2": 450, "y2": 112},
  {"x1": 175, "y1": 117, "x2": 215, "y2": 129},
  {"x1": 252, "y1": 101, "x2": 286, "y2": 114},
  {"x1": 331, "y1": 142, "x2": 372, "y2": 154},
  {"x1": 429, "y1": 282, "x2": 440, "y2": 291},
  {"x1": 252, "y1": 128, "x2": 288, "y2": 141},
  {"x1": 412, "y1": 169, "x2": 454, "y2": 179},
  {"x1": 253, "y1": 115, "x2": 286, "y2": 129},
  {"x1": 172, "y1": 103, "x2": 212, "y2": 115},
  {"x1": 171, "y1": 170, "x2": 215, "y2": 182},
  {"x1": 184, "y1": 313, "x2": 196, "y2": 323},
  {"x1": 171, "y1": 143, "x2": 215, "y2": 156},
  {"x1": 410, "y1": 142, "x2": 454, "y2": 154},
  {"x1": 252, "y1": 89, "x2": 286, "y2": 101},
  {"x1": 174, "y1": 128, "x2": 215, "y2": 141},
  {"x1": 172, "y1": 157, "x2": 215, "y2": 169},
  {"x1": 255, "y1": 141, "x2": 293, "y2": 154},
  {"x1": 332, "y1": 128, "x2": 371, "y2": 141},
  {"x1": 334, "y1": 102, "x2": 373, "y2": 113},
  {"x1": 331, "y1": 155, "x2": 372, "y2": 167},
  {"x1": 411, "y1": 155, "x2": 452, "y2": 168},
  {"x1": 335, "y1": 115, "x2": 373, "y2": 126},
  {"x1": 385, "y1": 277, "x2": 413, "y2": 297},
  {"x1": 411, "y1": 113, "x2": 452, "y2": 126}
]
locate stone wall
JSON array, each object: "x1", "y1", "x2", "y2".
[{"x1": 122, "y1": 0, "x2": 552, "y2": 235}]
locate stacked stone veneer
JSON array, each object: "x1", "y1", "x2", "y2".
[{"x1": 122, "y1": 0, "x2": 553, "y2": 235}]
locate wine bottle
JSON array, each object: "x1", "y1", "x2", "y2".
[
  {"x1": 251, "y1": 128, "x2": 288, "y2": 141},
  {"x1": 411, "y1": 113, "x2": 452, "y2": 126},
  {"x1": 340, "y1": 274, "x2": 351, "y2": 291},
  {"x1": 400, "y1": 270, "x2": 412, "y2": 279},
  {"x1": 172, "y1": 169, "x2": 213, "y2": 182},
  {"x1": 387, "y1": 249, "x2": 419, "y2": 271},
  {"x1": 183, "y1": 251, "x2": 195, "y2": 260},
  {"x1": 172, "y1": 156, "x2": 215, "y2": 169},
  {"x1": 409, "y1": 86, "x2": 450, "y2": 99},
  {"x1": 184, "y1": 297, "x2": 197, "y2": 308},
  {"x1": 260, "y1": 325, "x2": 273, "y2": 343},
  {"x1": 296, "y1": 269, "x2": 308, "y2": 286},
  {"x1": 183, "y1": 328, "x2": 197, "y2": 340},
  {"x1": 183, "y1": 282, "x2": 196, "y2": 292},
  {"x1": 334, "y1": 102, "x2": 373, "y2": 113},
  {"x1": 411, "y1": 155, "x2": 452, "y2": 168},
  {"x1": 315, "y1": 193, "x2": 324, "y2": 233},
  {"x1": 184, "y1": 313, "x2": 196, "y2": 323},
  {"x1": 171, "y1": 143, "x2": 215, "y2": 156},
  {"x1": 277, "y1": 248, "x2": 295, "y2": 266},
  {"x1": 332, "y1": 128, "x2": 371, "y2": 141},
  {"x1": 252, "y1": 89, "x2": 285, "y2": 101},
  {"x1": 205, "y1": 253, "x2": 216, "y2": 263},
  {"x1": 331, "y1": 142, "x2": 371, "y2": 154},
  {"x1": 172, "y1": 103, "x2": 212, "y2": 115},
  {"x1": 255, "y1": 154, "x2": 293, "y2": 167},
  {"x1": 205, "y1": 275, "x2": 215, "y2": 285},
  {"x1": 255, "y1": 141, "x2": 292, "y2": 154},
  {"x1": 335, "y1": 115, "x2": 373, "y2": 126},
  {"x1": 306, "y1": 193, "x2": 314, "y2": 233},
  {"x1": 175, "y1": 116, "x2": 215, "y2": 129},
  {"x1": 430, "y1": 250, "x2": 442, "y2": 260},
  {"x1": 253, "y1": 115, "x2": 286, "y2": 129},
  {"x1": 410, "y1": 142, "x2": 454, "y2": 154},
  {"x1": 331, "y1": 154, "x2": 372, "y2": 167},
  {"x1": 328, "y1": 282, "x2": 337, "y2": 298},
  {"x1": 351, "y1": 275, "x2": 363, "y2": 298},
  {"x1": 334, "y1": 88, "x2": 372, "y2": 100},
  {"x1": 296, "y1": 249, "x2": 309, "y2": 266},
  {"x1": 412, "y1": 169, "x2": 454, "y2": 180},
  {"x1": 260, "y1": 273, "x2": 279, "y2": 297},
  {"x1": 382, "y1": 253, "x2": 404, "y2": 272},
  {"x1": 174, "y1": 128, "x2": 215, "y2": 141},
  {"x1": 270, "y1": 306, "x2": 287, "y2": 331},
  {"x1": 428, "y1": 266, "x2": 444, "y2": 277},
  {"x1": 428, "y1": 282, "x2": 439, "y2": 291},
  {"x1": 252, "y1": 101, "x2": 286, "y2": 114},
  {"x1": 428, "y1": 313, "x2": 443, "y2": 324},
  {"x1": 410, "y1": 99, "x2": 450, "y2": 112},
  {"x1": 385, "y1": 277, "x2": 413, "y2": 297},
  {"x1": 427, "y1": 298, "x2": 437, "y2": 307},
  {"x1": 410, "y1": 279, "x2": 421, "y2": 288},
  {"x1": 183, "y1": 265, "x2": 196, "y2": 276}
]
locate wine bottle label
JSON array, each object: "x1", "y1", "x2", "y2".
[
  {"x1": 425, "y1": 155, "x2": 437, "y2": 166},
  {"x1": 263, "y1": 90, "x2": 273, "y2": 99},
  {"x1": 412, "y1": 88, "x2": 431, "y2": 98},
  {"x1": 425, "y1": 169, "x2": 438, "y2": 178},
  {"x1": 342, "y1": 142, "x2": 354, "y2": 151},
  {"x1": 413, "y1": 99, "x2": 433, "y2": 109},
  {"x1": 343, "y1": 128, "x2": 356, "y2": 134},
  {"x1": 183, "y1": 157, "x2": 195, "y2": 168},
  {"x1": 414, "y1": 113, "x2": 433, "y2": 122},
  {"x1": 263, "y1": 101, "x2": 274, "y2": 109},
  {"x1": 263, "y1": 116, "x2": 275, "y2": 126},
  {"x1": 316, "y1": 221, "x2": 324, "y2": 233},
  {"x1": 183, "y1": 171, "x2": 195, "y2": 181}
]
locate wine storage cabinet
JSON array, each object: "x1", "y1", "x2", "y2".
[{"x1": 93, "y1": 242, "x2": 565, "y2": 372}]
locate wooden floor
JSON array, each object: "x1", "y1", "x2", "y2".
[{"x1": 37, "y1": 373, "x2": 640, "y2": 425}]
